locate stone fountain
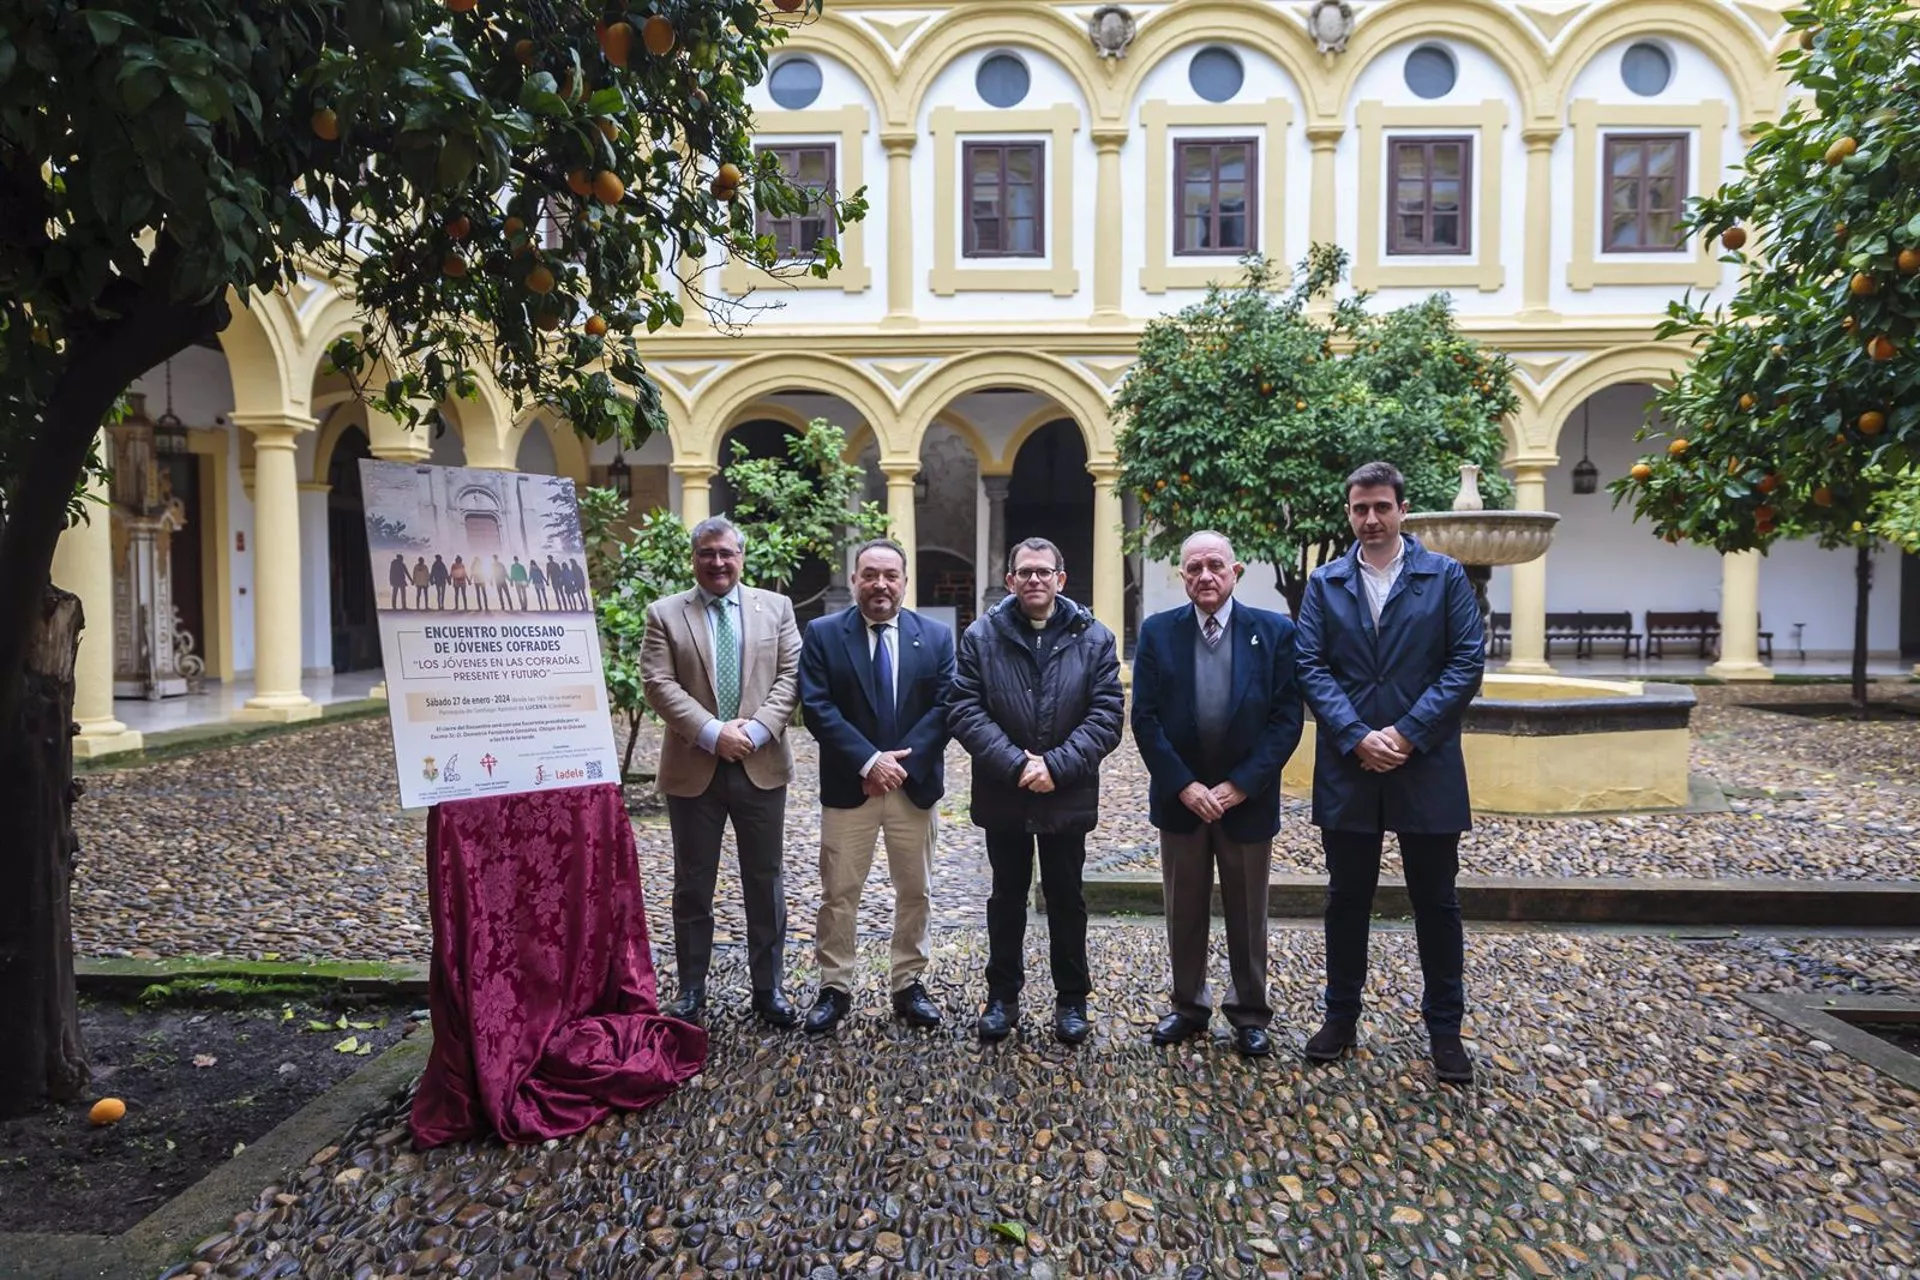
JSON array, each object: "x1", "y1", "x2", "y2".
[{"x1": 1280, "y1": 465, "x2": 1698, "y2": 814}]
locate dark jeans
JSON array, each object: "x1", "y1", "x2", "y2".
[
  {"x1": 1322, "y1": 828, "x2": 1464, "y2": 1035},
  {"x1": 984, "y1": 830, "x2": 1090, "y2": 1006}
]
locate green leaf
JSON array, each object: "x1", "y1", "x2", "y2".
[
  {"x1": 990, "y1": 1222, "x2": 1028, "y2": 1246},
  {"x1": 84, "y1": 11, "x2": 135, "y2": 45},
  {"x1": 306, "y1": 1020, "x2": 334, "y2": 1032},
  {"x1": 332, "y1": 1035, "x2": 361, "y2": 1053}
]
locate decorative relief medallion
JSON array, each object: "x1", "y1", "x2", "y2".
[
  {"x1": 1087, "y1": 5, "x2": 1136, "y2": 60},
  {"x1": 1308, "y1": 0, "x2": 1355, "y2": 54}
]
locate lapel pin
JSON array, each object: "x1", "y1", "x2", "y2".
[{"x1": 1251, "y1": 634, "x2": 1260, "y2": 646}]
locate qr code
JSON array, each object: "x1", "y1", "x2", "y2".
[{"x1": 585, "y1": 760, "x2": 604, "y2": 780}]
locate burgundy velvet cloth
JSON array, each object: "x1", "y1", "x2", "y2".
[{"x1": 410, "y1": 783, "x2": 708, "y2": 1148}]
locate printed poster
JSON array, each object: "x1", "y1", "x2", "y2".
[{"x1": 359, "y1": 460, "x2": 620, "y2": 808}]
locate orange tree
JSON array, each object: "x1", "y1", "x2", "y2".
[
  {"x1": 0, "y1": 0, "x2": 861, "y2": 1111},
  {"x1": 1114, "y1": 246, "x2": 1516, "y2": 618},
  {"x1": 1615, "y1": 0, "x2": 1916, "y2": 710}
]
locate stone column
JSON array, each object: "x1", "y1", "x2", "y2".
[
  {"x1": 1504, "y1": 464, "x2": 1555, "y2": 675},
  {"x1": 980, "y1": 473, "x2": 1011, "y2": 614},
  {"x1": 883, "y1": 462, "x2": 919, "y2": 609},
  {"x1": 674, "y1": 463, "x2": 715, "y2": 526},
  {"x1": 1090, "y1": 128, "x2": 1128, "y2": 327},
  {"x1": 1519, "y1": 128, "x2": 1561, "y2": 323},
  {"x1": 50, "y1": 473, "x2": 142, "y2": 758},
  {"x1": 1305, "y1": 125, "x2": 1343, "y2": 315},
  {"x1": 1088, "y1": 461, "x2": 1125, "y2": 640},
  {"x1": 1706, "y1": 551, "x2": 1774, "y2": 680},
  {"x1": 232, "y1": 414, "x2": 320, "y2": 721},
  {"x1": 881, "y1": 132, "x2": 918, "y2": 330}
]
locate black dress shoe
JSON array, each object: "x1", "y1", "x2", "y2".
[
  {"x1": 663, "y1": 985, "x2": 705, "y2": 1022},
  {"x1": 804, "y1": 987, "x2": 852, "y2": 1036},
  {"x1": 1234, "y1": 1026, "x2": 1273, "y2": 1058},
  {"x1": 1430, "y1": 1033, "x2": 1475, "y2": 1084},
  {"x1": 976, "y1": 998, "x2": 1019, "y2": 1042},
  {"x1": 1053, "y1": 1002, "x2": 1092, "y2": 1045},
  {"x1": 1304, "y1": 1018, "x2": 1356, "y2": 1062},
  {"x1": 753, "y1": 988, "x2": 800, "y2": 1029},
  {"x1": 891, "y1": 982, "x2": 941, "y2": 1029},
  {"x1": 1151, "y1": 1011, "x2": 1208, "y2": 1046}
]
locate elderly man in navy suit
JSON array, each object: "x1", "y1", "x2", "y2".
[
  {"x1": 798, "y1": 539, "x2": 955, "y2": 1034},
  {"x1": 1132, "y1": 531, "x2": 1303, "y2": 1059},
  {"x1": 1295, "y1": 461, "x2": 1484, "y2": 1084}
]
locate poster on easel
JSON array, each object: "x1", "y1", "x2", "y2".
[{"x1": 359, "y1": 460, "x2": 620, "y2": 808}]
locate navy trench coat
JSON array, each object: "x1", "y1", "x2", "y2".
[{"x1": 1294, "y1": 535, "x2": 1483, "y2": 834}]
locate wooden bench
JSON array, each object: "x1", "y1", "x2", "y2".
[
  {"x1": 1545, "y1": 611, "x2": 1640, "y2": 658},
  {"x1": 1488, "y1": 611, "x2": 1511, "y2": 656},
  {"x1": 1645, "y1": 610, "x2": 1720, "y2": 658}
]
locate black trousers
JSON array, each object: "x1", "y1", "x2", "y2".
[
  {"x1": 984, "y1": 830, "x2": 1089, "y2": 1005},
  {"x1": 664, "y1": 761, "x2": 788, "y2": 993},
  {"x1": 1322, "y1": 828, "x2": 1464, "y2": 1035}
]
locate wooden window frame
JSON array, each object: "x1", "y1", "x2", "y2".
[
  {"x1": 1173, "y1": 137, "x2": 1259, "y2": 257},
  {"x1": 961, "y1": 140, "x2": 1046, "y2": 259},
  {"x1": 1386, "y1": 136, "x2": 1473, "y2": 256},
  {"x1": 753, "y1": 142, "x2": 838, "y2": 260},
  {"x1": 1601, "y1": 132, "x2": 1689, "y2": 253}
]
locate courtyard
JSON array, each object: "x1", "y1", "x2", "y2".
[{"x1": 42, "y1": 683, "x2": 1920, "y2": 1278}]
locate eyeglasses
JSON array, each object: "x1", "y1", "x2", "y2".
[{"x1": 1009, "y1": 566, "x2": 1059, "y2": 582}]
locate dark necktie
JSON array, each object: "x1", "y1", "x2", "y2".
[{"x1": 872, "y1": 621, "x2": 898, "y2": 747}]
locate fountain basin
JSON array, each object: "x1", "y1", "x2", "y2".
[
  {"x1": 1402, "y1": 510, "x2": 1560, "y2": 565},
  {"x1": 1282, "y1": 675, "x2": 1697, "y2": 814}
]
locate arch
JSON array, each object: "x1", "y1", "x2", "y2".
[
  {"x1": 897, "y1": 3, "x2": 1111, "y2": 125},
  {"x1": 1333, "y1": 0, "x2": 1548, "y2": 125},
  {"x1": 690, "y1": 353, "x2": 898, "y2": 461},
  {"x1": 217, "y1": 287, "x2": 304, "y2": 418},
  {"x1": 721, "y1": 401, "x2": 814, "y2": 440},
  {"x1": 1000, "y1": 403, "x2": 1083, "y2": 472},
  {"x1": 1529, "y1": 344, "x2": 1692, "y2": 456},
  {"x1": 1116, "y1": 2, "x2": 1328, "y2": 121},
  {"x1": 925, "y1": 410, "x2": 995, "y2": 473},
  {"x1": 503, "y1": 412, "x2": 591, "y2": 484},
  {"x1": 1545, "y1": 0, "x2": 1785, "y2": 127},
  {"x1": 311, "y1": 402, "x2": 369, "y2": 484},
  {"x1": 899, "y1": 350, "x2": 1116, "y2": 460},
  {"x1": 444, "y1": 367, "x2": 514, "y2": 469},
  {"x1": 770, "y1": 15, "x2": 903, "y2": 124}
]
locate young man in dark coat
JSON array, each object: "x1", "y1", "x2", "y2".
[
  {"x1": 948, "y1": 537, "x2": 1123, "y2": 1045},
  {"x1": 1294, "y1": 461, "x2": 1484, "y2": 1084},
  {"x1": 1131, "y1": 531, "x2": 1302, "y2": 1058}
]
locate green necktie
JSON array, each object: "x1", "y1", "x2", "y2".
[{"x1": 711, "y1": 598, "x2": 741, "y2": 720}]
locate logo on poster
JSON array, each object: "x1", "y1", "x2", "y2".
[
  {"x1": 480, "y1": 752, "x2": 498, "y2": 777},
  {"x1": 421, "y1": 756, "x2": 438, "y2": 782},
  {"x1": 442, "y1": 754, "x2": 462, "y2": 784},
  {"x1": 534, "y1": 764, "x2": 546, "y2": 785}
]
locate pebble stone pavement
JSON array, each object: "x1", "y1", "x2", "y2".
[
  {"x1": 72, "y1": 684, "x2": 1920, "y2": 965},
  {"x1": 170, "y1": 928, "x2": 1920, "y2": 1279}
]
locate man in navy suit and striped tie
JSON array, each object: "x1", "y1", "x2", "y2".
[{"x1": 798, "y1": 539, "x2": 956, "y2": 1034}]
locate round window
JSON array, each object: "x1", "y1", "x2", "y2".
[
  {"x1": 769, "y1": 57, "x2": 823, "y2": 110},
  {"x1": 976, "y1": 53, "x2": 1031, "y2": 109},
  {"x1": 1404, "y1": 44, "x2": 1458, "y2": 100},
  {"x1": 1621, "y1": 42, "x2": 1674, "y2": 96},
  {"x1": 1188, "y1": 46, "x2": 1245, "y2": 103}
]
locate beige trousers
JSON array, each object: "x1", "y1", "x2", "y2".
[{"x1": 815, "y1": 788, "x2": 937, "y2": 995}]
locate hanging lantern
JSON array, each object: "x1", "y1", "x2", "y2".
[
  {"x1": 606, "y1": 450, "x2": 632, "y2": 498},
  {"x1": 1571, "y1": 401, "x2": 1599, "y2": 495},
  {"x1": 153, "y1": 360, "x2": 190, "y2": 456}
]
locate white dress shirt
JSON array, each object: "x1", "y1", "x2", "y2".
[
  {"x1": 1357, "y1": 539, "x2": 1405, "y2": 628},
  {"x1": 1195, "y1": 595, "x2": 1235, "y2": 642}
]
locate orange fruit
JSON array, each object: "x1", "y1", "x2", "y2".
[
  {"x1": 1630, "y1": 462, "x2": 1653, "y2": 482},
  {"x1": 592, "y1": 170, "x2": 625, "y2": 205},
  {"x1": 513, "y1": 38, "x2": 535, "y2": 65},
  {"x1": 566, "y1": 169, "x2": 593, "y2": 197},
  {"x1": 1868, "y1": 335, "x2": 1898, "y2": 361},
  {"x1": 310, "y1": 108, "x2": 339, "y2": 141},
  {"x1": 774, "y1": 0, "x2": 806, "y2": 10},
  {"x1": 585, "y1": 314, "x2": 609, "y2": 336},
  {"x1": 503, "y1": 215, "x2": 525, "y2": 236},
  {"x1": 1896, "y1": 248, "x2": 1920, "y2": 275},
  {"x1": 642, "y1": 15, "x2": 675, "y2": 56},
  {"x1": 1667, "y1": 438, "x2": 1689, "y2": 457},
  {"x1": 1799, "y1": 28, "x2": 1817, "y2": 50},
  {"x1": 1294, "y1": 400, "x2": 1307, "y2": 411},
  {"x1": 534, "y1": 310, "x2": 563, "y2": 331},
  {"x1": 1813, "y1": 486, "x2": 1834, "y2": 507},
  {"x1": 1720, "y1": 226, "x2": 1747, "y2": 251},
  {"x1": 595, "y1": 118, "x2": 619, "y2": 141},
  {"x1": 1755, "y1": 505, "x2": 1775, "y2": 522},
  {"x1": 525, "y1": 264, "x2": 556, "y2": 294},
  {"x1": 1859, "y1": 410, "x2": 1886, "y2": 434},
  {"x1": 1849, "y1": 273, "x2": 1878, "y2": 297},
  {"x1": 442, "y1": 254, "x2": 467, "y2": 277},
  {"x1": 446, "y1": 0, "x2": 476, "y2": 11},
  {"x1": 1835, "y1": 222, "x2": 1849, "y2": 240},
  {"x1": 601, "y1": 21, "x2": 633, "y2": 67},
  {"x1": 446, "y1": 215, "x2": 470, "y2": 240},
  {"x1": 1824, "y1": 136, "x2": 1857, "y2": 166},
  {"x1": 1738, "y1": 393, "x2": 1756, "y2": 411},
  {"x1": 1757, "y1": 473, "x2": 1779, "y2": 493},
  {"x1": 1842, "y1": 316, "x2": 1859, "y2": 333},
  {"x1": 89, "y1": 1098, "x2": 126, "y2": 1126}
]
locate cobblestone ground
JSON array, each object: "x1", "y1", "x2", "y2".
[
  {"x1": 172, "y1": 928, "x2": 1920, "y2": 1280},
  {"x1": 72, "y1": 685, "x2": 1919, "y2": 965}
]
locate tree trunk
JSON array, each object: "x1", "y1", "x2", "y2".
[
  {"x1": 0, "y1": 587, "x2": 88, "y2": 1116},
  {"x1": 1852, "y1": 543, "x2": 1872, "y2": 717}
]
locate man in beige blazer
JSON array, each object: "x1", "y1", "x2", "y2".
[{"x1": 641, "y1": 516, "x2": 803, "y2": 1028}]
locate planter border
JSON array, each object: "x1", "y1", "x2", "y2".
[{"x1": 1738, "y1": 993, "x2": 1920, "y2": 1092}]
